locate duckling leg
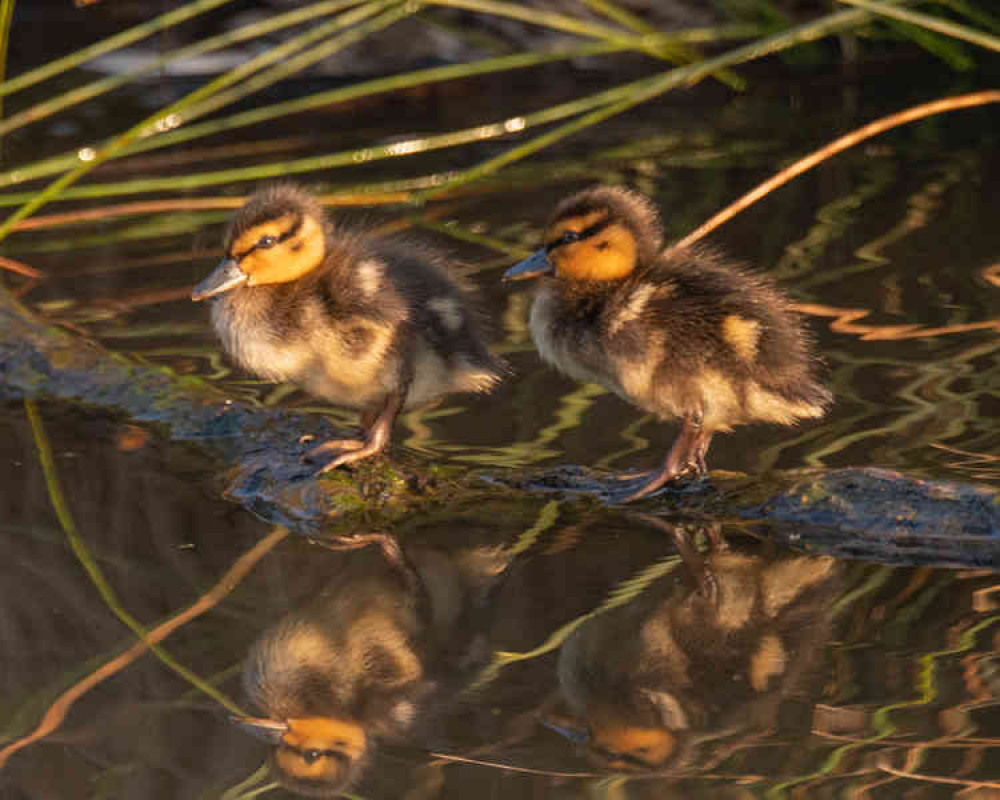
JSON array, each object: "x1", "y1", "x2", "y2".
[
  {"x1": 313, "y1": 390, "x2": 404, "y2": 473},
  {"x1": 619, "y1": 413, "x2": 706, "y2": 503},
  {"x1": 633, "y1": 514, "x2": 719, "y2": 600},
  {"x1": 692, "y1": 429, "x2": 713, "y2": 475},
  {"x1": 302, "y1": 409, "x2": 379, "y2": 459}
]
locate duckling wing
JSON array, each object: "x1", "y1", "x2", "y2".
[
  {"x1": 373, "y1": 239, "x2": 507, "y2": 401},
  {"x1": 255, "y1": 260, "x2": 411, "y2": 408},
  {"x1": 603, "y1": 247, "x2": 829, "y2": 426}
]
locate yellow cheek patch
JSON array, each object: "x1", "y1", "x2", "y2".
[
  {"x1": 274, "y1": 717, "x2": 367, "y2": 783},
  {"x1": 553, "y1": 223, "x2": 637, "y2": 282},
  {"x1": 231, "y1": 214, "x2": 297, "y2": 259},
  {"x1": 243, "y1": 214, "x2": 327, "y2": 286},
  {"x1": 722, "y1": 314, "x2": 762, "y2": 361},
  {"x1": 282, "y1": 716, "x2": 367, "y2": 758},
  {"x1": 589, "y1": 721, "x2": 676, "y2": 766},
  {"x1": 544, "y1": 210, "x2": 608, "y2": 248}
]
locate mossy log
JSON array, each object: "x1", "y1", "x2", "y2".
[{"x1": 1, "y1": 286, "x2": 997, "y2": 567}]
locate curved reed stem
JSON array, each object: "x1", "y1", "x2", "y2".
[
  {"x1": 838, "y1": 0, "x2": 1000, "y2": 52},
  {"x1": 676, "y1": 90, "x2": 1000, "y2": 248}
]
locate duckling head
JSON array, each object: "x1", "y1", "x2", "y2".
[
  {"x1": 586, "y1": 714, "x2": 679, "y2": 771},
  {"x1": 192, "y1": 185, "x2": 330, "y2": 301},
  {"x1": 233, "y1": 715, "x2": 368, "y2": 797},
  {"x1": 544, "y1": 693, "x2": 687, "y2": 772},
  {"x1": 504, "y1": 186, "x2": 663, "y2": 285}
]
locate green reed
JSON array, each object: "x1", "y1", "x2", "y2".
[
  {"x1": 0, "y1": 0, "x2": 15, "y2": 123},
  {"x1": 0, "y1": 0, "x2": 993, "y2": 248},
  {"x1": 24, "y1": 398, "x2": 246, "y2": 715}
]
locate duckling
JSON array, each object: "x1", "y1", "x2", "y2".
[
  {"x1": 504, "y1": 186, "x2": 831, "y2": 501},
  {"x1": 192, "y1": 184, "x2": 504, "y2": 471}
]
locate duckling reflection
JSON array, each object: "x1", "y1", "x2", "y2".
[
  {"x1": 234, "y1": 536, "x2": 507, "y2": 797},
  {"x1": 548, "y1": 523, "x2": 841, "y2": 773}
]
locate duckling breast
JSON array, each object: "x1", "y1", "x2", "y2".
[
  {"x1": 211, "y1": 289, "x2": 317, "y2": 383},
  {"x1": 529, "y1": 286, "x2": 622, "y2": 391},
  {"x1": 211, "y1": 289, "x2": 400, "y2": 409}
]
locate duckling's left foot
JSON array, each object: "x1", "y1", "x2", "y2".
[
  {"x1": 618, "y1": 415, "x2": 712, "y2": 503},
  {"x1": 314, "y1": 436, "x2": 389, "y2": 473},
  {"x1": 312, "y1": 391, "x2": 403, "y2": 474},
  {"x1": 303, "y1": 438, "x2": 367, "y2": 461}
]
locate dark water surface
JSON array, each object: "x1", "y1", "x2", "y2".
[{"x1": 2, "y1": 60, "x2": 999, "y2": 798}]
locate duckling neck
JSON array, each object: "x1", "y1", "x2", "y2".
[{"x1": 559, "y1": 274, "x2": 632, "y2": 303}]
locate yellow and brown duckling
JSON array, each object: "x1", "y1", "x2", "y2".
[
  {"x1": 192, "y1": 184, "x2": 504, "y2": 471},
  {"x1": 505, "y1": 186, "x2": 831, "y2": 501}
]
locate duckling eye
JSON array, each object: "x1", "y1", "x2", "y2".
[
  {"x1": 257, "y1": 234, "x2": 279, "y2": 249},
  {"x1": 547, "y1": 230, "x2": 581, "y2": 252}
]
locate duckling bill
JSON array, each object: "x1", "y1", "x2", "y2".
[
  {"x1": 505, "y1": 186, "x2": 831, "y2": 502},
  {"x1": 193, "y1": 185, "x2": 505, "y2": 471}
]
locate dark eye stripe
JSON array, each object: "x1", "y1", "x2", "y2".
[
  {"x1": 546, "y1": 217, "x2": 612, "y2": 252},
  {"x1": 231, "y1": 215, "x2": 303, "y2": 260}
]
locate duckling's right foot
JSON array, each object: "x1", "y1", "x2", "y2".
[{"x1": 302, "y1": 438, "x2": 366, "y2": 464}]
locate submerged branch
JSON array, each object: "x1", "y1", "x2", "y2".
[{"x1": 1, "y1": 284, "x2": 997, "y2": 568}]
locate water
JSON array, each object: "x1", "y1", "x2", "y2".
[{"x1": 1, "y1": 59, "x2": 999, "y2": 798}]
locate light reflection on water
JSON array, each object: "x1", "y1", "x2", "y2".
[
  {"x1": 1, "y1": 65, "x2": 999, "y2": 798},
  {"x1": 1, "y1": 407, "x2": 997, "y2": 797}
]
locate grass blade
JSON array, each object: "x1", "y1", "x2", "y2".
[
  {"x1": 0, "y1": 1, "x2": 404, "y2": 243},
  {"x1": 423, "y1": 5, "x2": 882, "y2": 199},
  {"x1": 21, "y1": 399, "x2": 248, "y2": 716},
  {"x1": 0, "y1": 0, "x2": 366, "y2": 139},
  {"x1": 0, "y1": 0, "x2": 14, "y2": 122},
  {"x1": 0, "y1": 26, "x2": 757, "y2": 190},
  {"x1": 0, "y1": 0, "x2": 237, "y2": 98},
  {"x1": 839, "y1": 0, "x2": 1000, "y2": 52}
]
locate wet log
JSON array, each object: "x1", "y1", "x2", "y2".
[{"x1": 1, "y1": 286, "x2": 997, "y2": 567}]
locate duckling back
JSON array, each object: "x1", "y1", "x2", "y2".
[
  {"x1": 370, "y1": 236, "x2": 506, "y2": 406},
  {"x1": 596, "y1": 244, "x2": 832, "y2": 431}
]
